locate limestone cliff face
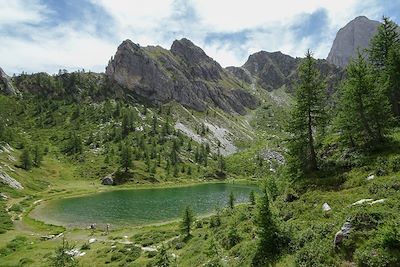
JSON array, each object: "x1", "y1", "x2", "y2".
[
  {"x1": 327, "y1": 16, "x2": 380, "y2": 68},
  {"x1": 0, "y1": 67, "x2": 17, "y2": 95},
  {"x1": 106, "y1": 39, "x2": 258, "y2": 114},
  {"x1": 227, "y1": 51, "x2": 342, "y2": 93}
]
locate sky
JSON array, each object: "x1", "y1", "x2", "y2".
[{"x1": 0, "y1": 0, "x2": 399, "y2": 74}]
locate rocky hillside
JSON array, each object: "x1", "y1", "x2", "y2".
[
  {"x1": 327, "y1": 16, "x2": 380, "y2": 68},
  {"x1": 0, "y1": 67, "x2": 17, "y2": 95},
  {"x1": 106, "y1": 38, "x2": 258, "y2": 115},
  {"x1": 227, "y1": 50, "x2": 343, "y2": 93}
]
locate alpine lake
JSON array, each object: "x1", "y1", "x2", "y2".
[{"x1": 30, "y1": 183, "x2": 259, "y2": 228}]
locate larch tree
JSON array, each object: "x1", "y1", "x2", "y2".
[
  {"x1": 335, "y1": 51, "x2": 392, "y2": 146},
  {"x1": 287, "y1": 50, "x2": 327, "y2": 175},
  {"x1": 369, "y1": 17, "x2": 400, "y2": 116}
]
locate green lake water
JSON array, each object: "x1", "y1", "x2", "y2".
[{"x1": 31, "y1": 183, "x2": 259, "y2": 227}]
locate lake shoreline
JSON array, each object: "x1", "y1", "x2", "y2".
[{"x1": 26, "y1": 179, "x2": 260, "y2": 230}]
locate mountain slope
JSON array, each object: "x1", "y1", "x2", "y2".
[
  {"x1": 227, "y1": 50, "x2": 343, "y2": 93},
  {"x1": 106, "y1": 39, "x2": 258, "y2": 115},
  {"x1": 327, "y1": 16, "x2": 380, "y2": 68}
]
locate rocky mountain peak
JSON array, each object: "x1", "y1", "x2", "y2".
[
  {"x1": 106, "y1": 39, "x2": 258, "y2": 114},
  {"x1": 327, "y1": 16, "x2": 380, "y2": 68},
  {"x1": 0, "y1": 67, "x2": 17, "y2": 95}
]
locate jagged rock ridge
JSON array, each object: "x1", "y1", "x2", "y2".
[
  {"x1": 327, "y1": 16, "x2": 380, "y2": 68},
  {"x1": 106, "y1": 38, "x2": 258, "y2": 114},
  {"x1": 0, "y1": 67, "x2": 17, "y2": 95},
  {"x1": 227, "y1": 51, "x2": 343, "y2": 93}
]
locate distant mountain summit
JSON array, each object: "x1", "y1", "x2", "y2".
[
  {"x1": 227, "y1": 50, "x2": 342, "y2": 93},
  {"x1": 106, "y1": 39, "x2": 258, "y2": 114},
  {"x1": 327, "y1": 16, "x2": 380, "y2": 68}
]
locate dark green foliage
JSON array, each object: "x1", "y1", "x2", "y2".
[
  {"x1": 252, "y1": 193, "x2": 285, "y2": 267},
  {"x1": 249, "y1": 190, "x2": 256, "y2": 206},
  {"x1": 287, "y1": 50, "x2": 327, "y2": 176},
  {"x1": 335, "y1": 52, "x2": 392, "y2": 147},
  {"x1": 49, "y1": 237, "x2": 79, "y2": 267},
  {"x1": 181, "y1": 206, "x2": 194, "y2": 238},
  {"x1": 369, "y1": 17, "x2": 400, "y2": 70},
  {"x1": 155, "y1": 245, "x2": 171, "y2": 267},
  {"x1": 0, "y1": 201, "x2": 13, "y2": 234},
  {"x1": 20, "y1": 148, "x2": 32, "y2": 170},
  {"x1": 63, "y1": 132, "x2": 83, "y2": 155},
  {"x1": 32, "y1": 144, "x2": 43, "y2": 167},
  {"x1": 229, "y1": 191, "x2": 235, "y2": 209},
  {"x1": 120, "y1": 143, "x2": 133, "y2": 172}
]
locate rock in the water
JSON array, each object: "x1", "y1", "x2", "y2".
[
  {"x1": 0, "y1": 67, "x2": 17, "y2": 95},
  {"x1": 0, "y1": 171, "x2": 23, "y2": 189},
  {"x1": 101, "y1": 175, "x2": 114, "y2": 185},
  {"x1": 334, "y1": 221, "x2": 352, "y2": 247},
  {"x1": 327, "y1": 16, "x2": 380, "y2": 68},
  {"x1": 322, "y1": 203, "x2": 332, "y2": 212}
]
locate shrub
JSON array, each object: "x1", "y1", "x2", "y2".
[{"x1": 354, "y1": 245, "x2": 394, "y2": 267}]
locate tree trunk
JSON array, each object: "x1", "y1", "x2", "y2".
[{"x1": 308, "y1": 108, "x2": 318, "y2": 171}]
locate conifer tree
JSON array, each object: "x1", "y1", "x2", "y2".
[
  {"x1": 120, "y1": 143, "x2": 132, "y2": 172},
  {"x1": 20, "y1": 148, "x2": 32, "y2": 170},
  {"x1": 252, "y1": 193, "x2": 283, "y2": 267},
  {"x1": 229, "y1": 191, "x2": 235, "y2": 209},
  {"x1": 336, "y1": 52, "x2": 392, "y2": 146},
  {"x1": 287, "y1": 50, "x2": 326, "y2": 175},
  {"x1": 181, "y1": 206, "x2": 194, "y2": 238},
  {"x1": 155, "y1": 245, "x2": 171, "y2": 267},
  {"x1": 369, "y1": 16, "x2": 400, "y2": 70},
  {"x1": 368, "y1": 17, "x2": 400, "y2": 116},
  {"x1": 33, "y1": 144, "x2": 43, "y2": 167}
]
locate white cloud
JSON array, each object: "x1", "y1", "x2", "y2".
[
  {"x1": 0, "y1": 0, "x2": 48, "y2": 26},
  {"x1": 0, "y1": 0, "x2": 391, "y2": 74}
]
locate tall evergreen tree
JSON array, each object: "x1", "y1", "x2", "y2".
[
  {"x1": 20, "y1": 148, "x2": 32, "y2": 170},
  {"x1": 252, "y1": 193, "x2": 283, "y2": 267},
  {"x1": 33, "y1": 144, "x2": 43, "y2": 167},
  {"x1": 120, "y1": 143, "x2": 133, "y2": 172},
  {"x1": 369, "y1": 17, "x2": 400, "y2": 70},
  {"x1": 287, "y1": 50, "x2": 326, "y2": 175},
  {"x1": 368, "y1": 17, "x2": 400, "y2": 116},
  {"x1": 335, "y1": 52, "x2": 392, "y2": 146},
  {"x1": 181, "y1": 206, "x2": 194, "y2": 238}
]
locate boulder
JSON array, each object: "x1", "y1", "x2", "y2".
[
  {"x1": 322, "y1": 203, "x2": 332, "y2": 212},
  {"x1": 351, "y1": 199, "x2": 373, "y2": 206},
  {"x1": 366, "y1": 174, "x2": 375, "y2": 181},
  {"x1": 370, "y1": 199, "x2": 385, "y2": 205},
  {"x1": 101, "y1": 175, "x2": 114, "y2": 185},
  {"x1": 334, "y1": 221, "x2": 352, "y2": 247}
]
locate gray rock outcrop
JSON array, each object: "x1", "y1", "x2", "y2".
[
  {"x1": 0, "y1": 67, "x2": 17, "y2": 95},
  {"x1": 327, "y1": 16, "x2": 380, "y2": 68},
  {"x1": 101, "y1": 175, "x2": 114, "y2": 185},
  {"x1": 106, "y1": 39, "x2": 258, "y2": 114},
  {"x1": 228, "y1": 50, "x2": 343, "y2": 94},
  {"x1": 334, "y1": 221, "x2": 352, "y2": 247},
  {"x1": 0, "y1": 171, "x2": 23, "y2": 189}
]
